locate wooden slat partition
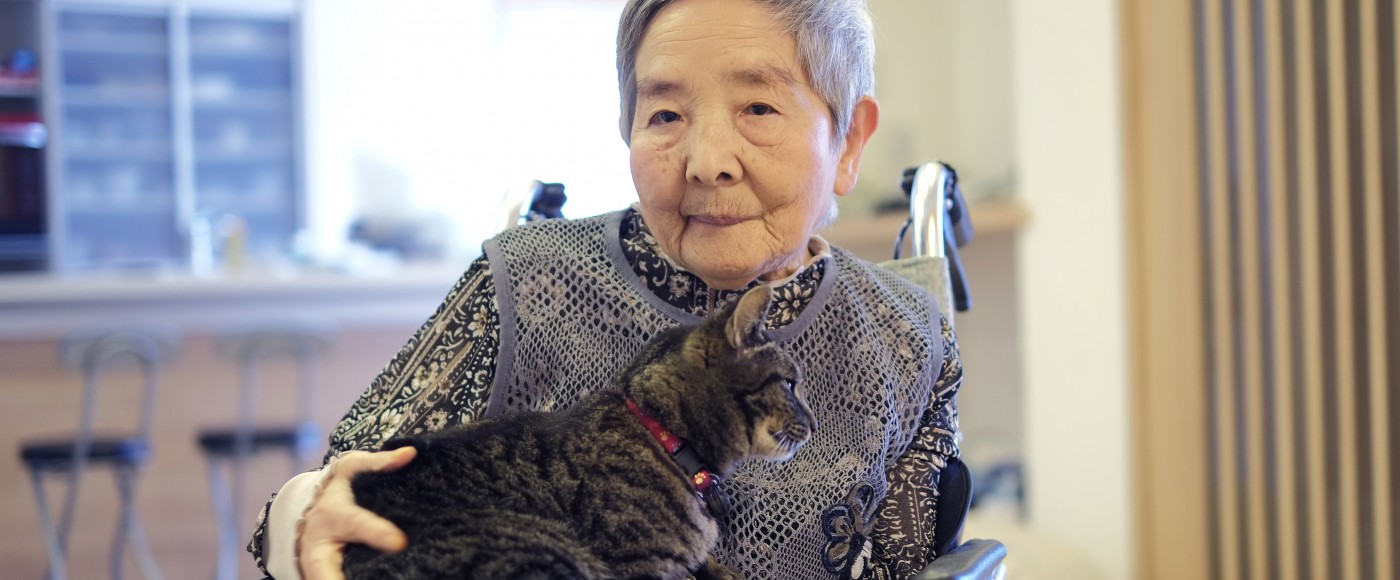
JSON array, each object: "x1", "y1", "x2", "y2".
[
  {"x1": 1324, "y1": 0, "x2": 1361, "y2": 577},
  {"x1": 1260, "y1": 2, "x2": 1299, "y2": 578},
  {"x1": 1201, "y1": 1, "x2": 1239, "y2": 577},
  {"x1": 1383, "y1": 1, "x2": 1400, "y2": 574},
  {"x1": 1128, "y1": 0, "x2": 1400, "y2": 578},
  {"x1": 1123, "y1": 0, "x2": 1210, "y2": 576},
  {"x1": 1358, "y1": 2, "x2": 1394, "y2": 579},
  {"x1": 1291, "y1": 3, "x2": 1328, "y2": 578}
]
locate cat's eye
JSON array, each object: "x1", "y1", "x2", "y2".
[{"x1": 784, "y1": 379, "x2": 796, "y2": 391}]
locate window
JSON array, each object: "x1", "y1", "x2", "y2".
[{"x1": 319, "y1": 0, "x2": 631, "y2": 261}]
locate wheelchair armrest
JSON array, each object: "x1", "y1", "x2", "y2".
[{"x1": 913, "y1": 538, "x2": 1008, "y2": 580}]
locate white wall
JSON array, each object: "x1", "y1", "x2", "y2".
[
  {"x1": 1011, "y1": 1, "x2": 1133, "y2": 579},
  {"x1": 859, "y1": 0, "x2": 1015, "y2": 211}
]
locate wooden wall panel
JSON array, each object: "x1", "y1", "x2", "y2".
[{"x1": 1128, "y1": 0, "x2": 1400, "y2": 578}]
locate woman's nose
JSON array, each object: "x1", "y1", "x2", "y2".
[{"x1": 683, "y1": 117, "x2": 743, "y2": 186}]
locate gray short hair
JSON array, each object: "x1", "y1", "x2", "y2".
[{"x1": 616, "y1": 0, "x2": 876, "y2": 146}]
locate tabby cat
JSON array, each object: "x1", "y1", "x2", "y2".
[{"x1": 342, "y1": 285, "x2": 816, "y2": 580}]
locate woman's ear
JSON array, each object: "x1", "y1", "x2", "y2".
[{"x1": 834, "y1": 96, "x2": 880, "y2": 196}]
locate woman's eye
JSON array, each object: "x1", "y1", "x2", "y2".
[
  {"x1": 650, "y1": 110, "x2": 681, "y2": 125},
  {"x1": 747, "y1": 103, "x2": 775, "y2": 116}
]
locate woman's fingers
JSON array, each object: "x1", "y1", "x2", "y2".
[
  {"x1": 360, "y1": 445, "x2": 418, "y2": 473},
  {"x1": 340, "y1": 506, "x2": 409, "y2": 552},
  {"x1": 298, "y1": 446, "x2": 419, "y2": 580},
  {"x1": 301, "y1": 508, "x2": 407, "y2": 580},
  {"x1": 300, "y1": 534, "x2": 347, "y2": 580}
]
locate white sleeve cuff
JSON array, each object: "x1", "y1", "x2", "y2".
[{"x1": 265, "y1": 452, "x2": 359, "y2": 580}]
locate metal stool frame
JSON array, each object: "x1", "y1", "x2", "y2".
[
  {"x1": 198, "y1": 322, "x2": 330, "y2": 580},
  {"x1": 21, "y1": 328, "x2": 178, "y2": 580}
]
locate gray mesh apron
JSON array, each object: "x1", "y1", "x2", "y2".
[{"x1": 483, "y1": 210, "x2": 943, "y2": 579}]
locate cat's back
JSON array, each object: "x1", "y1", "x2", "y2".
[
  {"x1": 350, "y1": 391, "x2": 684, "y2": 520},
  {"x1": 345, "y1": 390, "x2": 721, "y2": 579},
  {"x1": 351, "y1": 402, "x2": 576, "y2": 518}
]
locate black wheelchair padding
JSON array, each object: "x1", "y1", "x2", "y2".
[{"x1": 932, "y1": 456, "x2": 975, "y2": 557}]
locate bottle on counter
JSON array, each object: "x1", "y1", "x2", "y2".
[{"x1": 217, "y1": 214, "x2": 247, "y2": 272}]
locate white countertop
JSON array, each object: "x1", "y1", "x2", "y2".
[{"x1": 0, "y1": 263, "x2": 467, "y2": 340}]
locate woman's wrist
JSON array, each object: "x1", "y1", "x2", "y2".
[{"x1": 266, "y1": 452, "x2": 358, "y2": 579}]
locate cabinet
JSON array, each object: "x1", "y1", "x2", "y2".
[
  {"x1": 41, "y1": 0, "x2": 302, "y2": 271},
  {"x1": 0, "y1": 1, "x2": 46, "y2": 271}
]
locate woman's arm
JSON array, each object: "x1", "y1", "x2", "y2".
[
  {"x1": 870, "y1": 314, "x2": 963, "y2": 579},
  {"x1": 247, "y1": 254, "x2": 502, "y2": 578}
]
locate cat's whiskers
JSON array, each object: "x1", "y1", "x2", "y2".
[{"x1": 763, "y1": 425, "x2": 809, "y2": 461}]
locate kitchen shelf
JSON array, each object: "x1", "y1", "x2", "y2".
[
  {"x1": 66, "y1": 143, "x2": 173, "y2": 161},
  {"x1": 62, "y1": 87, "x2": 170, "y2": 107},
  {"x1": 192, "y1": 90, "x2": 292, "y2": 110},
  {"x1": 0, "y1": 80, "x2": 41, "y2": 98},
  {"x1": 66, "y1": 201, "x2": 176, "y2": 216},
  {"x1": 196, "y1": 194, "x2": 290, "y2": 212},
  {"x1": 193, "y1": 141, "x2": 292, "y2": 161},
  {"x1": 59, "y1": 33, "x2": 167, "y2": 55},
  {"x1": 38, "y1": 3, "x2": 305, "y2": 271},
  {"x1": 190, "y1": 43, "x2": 290, "y2": 59}
]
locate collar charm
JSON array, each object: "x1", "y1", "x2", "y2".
[{"x1": 625, "y1": 398, "x2": 729, "y2": 518}]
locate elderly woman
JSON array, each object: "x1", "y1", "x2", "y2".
[{"x1": 250, "y1": 0, "x2": 962, "y2": 578}]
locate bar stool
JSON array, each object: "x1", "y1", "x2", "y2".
[
  {"x1": 19, "y1": 326, "x2": 180, "y2": 580},
  {"x1": 196, "y1": 319, "x2": 332, "y2": 580}
]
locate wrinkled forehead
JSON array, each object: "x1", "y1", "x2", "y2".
[
  {"x1": 633, "y1": 0, "x2": 804, "y2": 87},
  {"x1": 635, "y1": 63, "x2": 802, "y2": 104}
]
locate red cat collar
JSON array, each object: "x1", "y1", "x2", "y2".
[{"x1": 624, "y1": 397, "x2": 718, "y2": 494}]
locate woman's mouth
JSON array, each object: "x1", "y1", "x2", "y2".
[{"x1": 690, "y1": 215, "x2": 748, "y2": 227}]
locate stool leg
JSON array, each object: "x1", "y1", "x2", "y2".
[
  {"x1": 125, "y1": 512, "x2": 162, "y2": 580},
  {"x1": 29, "y1": 469, "x2": 68, "y2": 580},
  {"x1": 114, "y1": 464, "x2": 164, "y2": 580},
  {"x1": 231, "y1": 451, "x2": 246, "y2": 549},
  {"x1": 111, "y1": 467, "x2": 129, "y2": 580},
  {"x1": 207, "y1": 457, "x2": 237, "y2": 580}
]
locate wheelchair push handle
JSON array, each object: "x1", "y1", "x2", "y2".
[
  {"x1": 898, "y1": 162, "x2": 975, "y2": 312},
  {"x1": 496, "y1": 180, "x2": 569, "y2": 233}
]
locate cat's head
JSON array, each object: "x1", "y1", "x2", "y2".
[
  {"x1": 622, "y1": 285, "x2": 817, "y2": 473},
  {"x1": 711, "y1": 285, "x2": 816, "y2": 462}
]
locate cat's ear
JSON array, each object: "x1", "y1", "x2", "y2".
[{"x1": 726, "y1": 285, "x2": 774, "y2": 351}]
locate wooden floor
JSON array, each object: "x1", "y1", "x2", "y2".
[{"x1": 0, "y1": 325, "x2": 417, "y2": 580}]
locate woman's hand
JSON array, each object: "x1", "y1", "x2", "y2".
[{"x1": 298, "y1": 446, "x2": 417, "y2": 580}]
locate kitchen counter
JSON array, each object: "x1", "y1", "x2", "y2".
[{"x1": 0, "y1": 262, "x2": 466, "y2": 340}]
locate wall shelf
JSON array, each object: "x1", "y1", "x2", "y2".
[
  {"x1": 0, "y1": 82, "x2": 40, "y2": 98},
  {"x1": 824, "y1": 197, "x2": 1030, "y2": 262}
]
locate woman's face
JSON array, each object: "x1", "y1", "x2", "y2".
[{"x1": 628, "y1": 0, "x2": 877, "y2": 290}]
